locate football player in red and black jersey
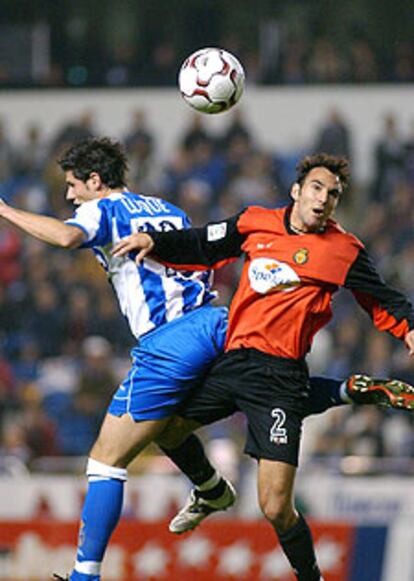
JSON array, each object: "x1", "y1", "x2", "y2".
[{"x1": 113, "y1": 153, "x2": 414, "y2": 581}]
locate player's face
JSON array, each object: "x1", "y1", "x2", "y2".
[
  {"x1": 289, "y1": 167, "x2": 342, "y2": 233},
  {"x1": 65, "y1": 171, "x2": 101, "y2": 205}
]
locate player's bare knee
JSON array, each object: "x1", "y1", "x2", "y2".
[
  {"x1": 259, "y1": 491, "x2": 293, "y2": 530},
  {"x1": 90, "y1": 436, "x2": 126, "y2": 467},
  {"x1": 259, "y1": 500, "x2": 284, "y2": 526}
]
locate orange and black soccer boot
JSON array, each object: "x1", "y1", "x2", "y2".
[{"x1": 346, "y1": 374, "x2": 414, "y2": 410}]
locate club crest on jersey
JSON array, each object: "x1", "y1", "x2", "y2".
[
  {"x1": 248, "y1": 257, "x2": 300, "y2": 294},
  {"x1": 293, "y1": 248, "x2": 309, "y2": 265}
]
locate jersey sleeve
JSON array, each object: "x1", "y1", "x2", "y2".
[
  {"x1": 65, "y1": 199, "x2": 111, "y2": 248},
  {"x1": 345, "y1": 247, "x2": 414, "y2": 339},
  {"x1": 149, "y1": 212, "x2": 246, "y2": 270}
]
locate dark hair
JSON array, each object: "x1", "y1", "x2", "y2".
[
  {"x1": 296, "y1": 153, "x2": 350, "y2": 192},
  {"x1": 58, "y1": 137, "x2": 128, "y2": 188}
]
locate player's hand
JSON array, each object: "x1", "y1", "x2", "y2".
[
  {"x1": 404, "y1": 329, "x2": 414, "y2": 356},
  {"x1": 112, "y1": 233, "x2": 154, "y2": 264}
]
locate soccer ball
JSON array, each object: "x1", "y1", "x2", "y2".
[{"x1": 178, "y1": 47, "x2": 245, "y2": 114}]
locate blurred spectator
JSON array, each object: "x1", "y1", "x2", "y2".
[
  {"x1": 228, "y1": 151, "x2": 278, "y2": 207},
  {"x1": 141, "y1": 40, "x2": 178, "y2": 86},
  {"x1": 177, "y1": 178, "x2": 214, "y2": 226},
  {"x1": 38, "y1": 353, "x2": 78, "y2": 397},
  {"x1": 185, "y1": 139, "x2": 227, "y2": 197},
  {"x1": 90, "y1": 293, "x2": 132, "y2": 353},
  {"x1": 306, "y1": 38, "x2": 347, "y2": 83},
  {"x1": 181, "y1": 114, "x2": 215, "y2": 152},
  {"x1": 313, "y1": 108, "x2": 352, "y2": 160},
  {"x1": 278, "y1": 37, "x2": 307, "y2": 85},
  {"x1": 162, "y1": 147, "x2": 193, "y2": 203},
  {"x1": 349, "y1": 39, "x2": 379, "y2": 82},
  {"x1": 390, "y1": 41, "x2": 414, "y2": 82},
  {"x1": 359, "y1": 330, "x2": 393, "y2": 377},
  {"x1": 12, "y1": 340, "x2": 40, "y2": 386},
  {"x1": 15, "y1": 123, "x2": 48, "y2": 180},
  {"x1": 371, "y1": 112, "x2": 406, "y2": 202},
  {"x1": 21, "y1": 387, "x2": 60, "y2": 460},
  {"x1": 76, "y1": 335, "x2": 117, "y2": 411},
  {"x1": 26, "y1": 282, "x2": 65, "y2": 357},
  {"x1": 326, "y1": 317, "x2": 364, "y2": 378},
  {"x1": 124, "y1": 109, "x2": 154, "y2": 155},
  {"x1": 123, "y1": 109, "x2": 163, "y2": 192},
  {"x1": 65, "y1": 286, "x2": 95, "y2": 345},
  {"x1": 52, "y1": 390, "x2": 102, "y2": 456},
  {"x1": 210, "y1": 187, "x2": 246, "y2": 222},
  {"x1": 219, "y1": 109, "x2": 254, "y2": 184},
  {"x1": 219, "y1": 109, "x2": 253, "y2": 153},
  {"x1": 42, "y1": 145, "x2": 69, "y2": 215},
  {"x1": 50, "y1": 110, "x2": 96, "y2": 153},
  {"x1": 223, "y1": 132, "x2": 253, "y2": 185}
]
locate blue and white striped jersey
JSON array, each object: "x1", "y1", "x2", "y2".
[{"x1": 66, "y1": 191, "x2": 216, "y2": 339}]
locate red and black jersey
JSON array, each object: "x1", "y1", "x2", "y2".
[{"x1": 150, "y1": 205, "x2": 414, "y2": 359}]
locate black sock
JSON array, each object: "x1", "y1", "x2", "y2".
[
  {"x1": 160, "y1": 434, "x2": 217, "y2": 486},
  {"x1": 277, "y1": 513, "x2": 321, "y2": 581}
]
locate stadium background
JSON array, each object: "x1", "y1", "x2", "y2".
[{"x1": 0, "y1": 1, "x2": 414, "y2": 579}]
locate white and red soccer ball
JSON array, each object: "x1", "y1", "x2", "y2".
[{"x1": 178, "y1": 47, "x2": 245, "y2": 114}]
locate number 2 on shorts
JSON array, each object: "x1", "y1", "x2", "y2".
[{"x1": 270, "y1": 407, "x2": 288, "y2": 444}]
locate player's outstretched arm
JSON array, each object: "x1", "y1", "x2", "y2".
[
  {"x1": 114, "y1": 215, "x2": 245, "y2": 270},
  {"x1": 112, "y1": 233, "x2": 154, "y2": 263},
  {"x1": 0, "y1": 198, "x2": 86, "y2": 248}
]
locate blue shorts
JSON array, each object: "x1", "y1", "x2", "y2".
[{"x1": 108, "y1": 304, "x2": 228, "y2": 421}]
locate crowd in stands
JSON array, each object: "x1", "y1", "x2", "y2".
[
  {"x1": 1, "y1": 27, "x2": 413, "y2": 88},
  {"x1": 1, "y1": 104, "x2": 414, "y2": 476},
  {"x1": 77, "y1": 35, "x2": 414, "y2": 88}
]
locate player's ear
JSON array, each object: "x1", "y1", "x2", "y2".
[
  {"x1": 290, "y1": 183, "x2": 300, "y2": 201},
  {"x1": 88, "y1": 172, "x2": 102, "y2": 190}
]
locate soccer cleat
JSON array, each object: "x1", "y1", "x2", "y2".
[
  {"x1": 169, "y1": 478, "x2": 236, "y2": 534},
  {"x1": 346, "y1": 374, "x2": 414, "y2": 410}
]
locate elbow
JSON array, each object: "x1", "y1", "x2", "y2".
[
  {"x1": 64, "y1": 238, "x2": 81, "y2": 249},
  {"x1": 60, "y1": 229, "x2": 83, "y2": 249}
]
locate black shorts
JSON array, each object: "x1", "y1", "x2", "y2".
[{"x1": 177, "y1": 348, "x2": 310, "y2": 466}]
